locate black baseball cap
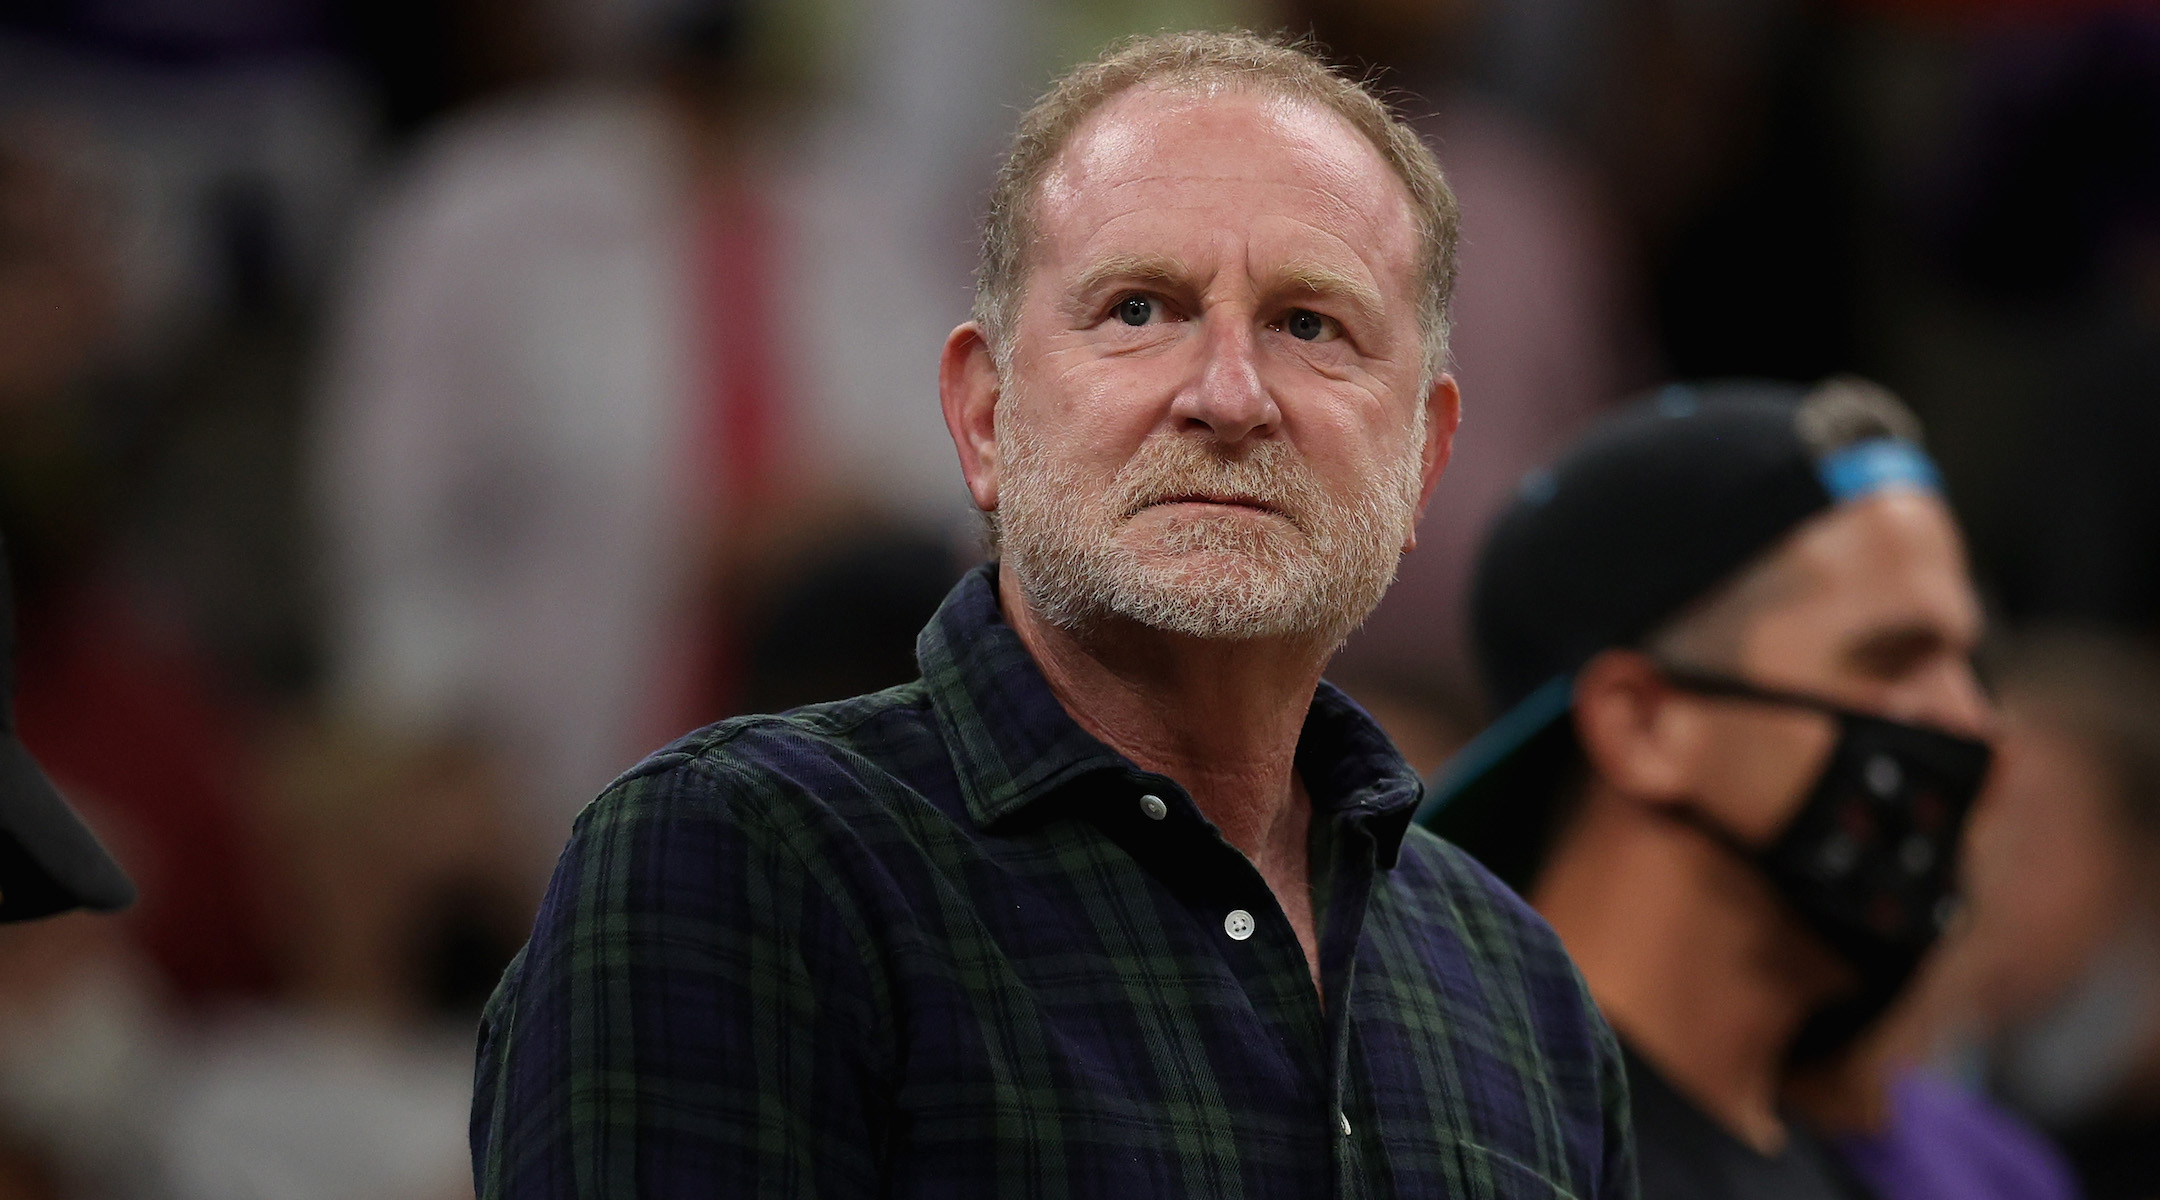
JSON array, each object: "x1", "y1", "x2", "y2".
[
  {"x1": 1413, "y1": 380, "x2": 1948, "y2": 890},
  {"x1": 0, "y1": 536, "x2": 134, "y2": 921}
]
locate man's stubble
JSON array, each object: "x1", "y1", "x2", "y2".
[{"x1": 995, "y1": 387, "x2": 1427, "y2": 648}]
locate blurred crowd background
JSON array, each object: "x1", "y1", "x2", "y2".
[{"x1": 0, "y1": 0, "x2": 2157, "y2": 1196}]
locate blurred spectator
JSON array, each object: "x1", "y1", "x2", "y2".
[
  {"x1": 1424, "y1": 381, "x2": 2074, "y2": 1199},
  {"x1": 1951, "y1": 631, "x2": 2160, "y2": 1200},
  {"x1": 143, "y1": 718, "x2": 532, "y2": 1200},
  {"x1": 0, "y1": 716, "x2": 534, "y2": 1200},
  {"x1": 311, "y1": 0, "x2": 1044, "y2": 838},
  {"x1": 0, "y1": 0, "x2": 382, "y2": 1015},
  {"x1": 315, "y1": 2, "x2": 834, "y2": 835},
  {"x1": 0, "y1": 119, "x2": 286, "y2": 1009}
]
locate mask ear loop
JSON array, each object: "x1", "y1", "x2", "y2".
[
  {"x1": 1638, "y1": 663, "x2": 1854, "y2": 860},
  {"x1": 1653, "y1": 663, "x2": 1856, "y2": 720}
]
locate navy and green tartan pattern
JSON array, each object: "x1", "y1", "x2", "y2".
[{"x1": 472, "y1": 565, "x2": 1636, "y2": 1198}]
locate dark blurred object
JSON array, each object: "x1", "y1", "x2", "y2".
[
  {"x1": 1621, "y1": 5, "x2": 1857, "y2": 381},
  {"x1": 408, "y1": 878, "x2": 525, "y2": 1019},
  {"x1": 331, "y1": 0, "x2": 568, "y2": 135},
  {"x1": 1286, "y1": 0, "x2": 1477, "y2": 79},
  {"x1": 1935, "y1": 15, "x2": 2160, "y2": 628},
  {"x1": 0, "y1": 0, "x2": 330, "y2": 64},
  {"x1": 1997, "y1": 330, "x2": 2160, "y2": 626},
  {"x1": 1469, "y1": 0, "x2": 1856, "y2": 380},
  {"x1": 0, "y1": 534, "x2": 131, "y2": 922},
  {"x1": 659, "y1": 0, "x2": 753, "y2": 62},
  {"x1": 2055, "y1": 1118, "x2": 2160, "y2": 1200},
  {"x1": 1925, "y1": 15, "x2": 2160, "y2": 304},
  {"x1": 0, "y1": 0, "x2": 565, "y2": 137},
  {"x1": 737, "y1": 528, "x2": 965, "y2": 715}
]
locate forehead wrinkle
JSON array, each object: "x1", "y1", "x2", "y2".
[
  {"x1": 1076, "y1": 151, "x2": 1400, "y2": 226},
  {"x1": 1061, "y1": 191, "x2": 1400, "y2": 287}
]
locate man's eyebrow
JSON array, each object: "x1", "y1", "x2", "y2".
[
  {"x1": 1069, "y1": 253, "x2": 1194, "y2": 298},
  {"x1": 1269, "y1": 262, "x2": 1384, "y2": 322},
  {"x1": 1063, "y1": 254, "x2": 1387, "y2": 322}
]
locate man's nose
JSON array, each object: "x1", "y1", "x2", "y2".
[{"x1": 1170, "y1": 314, "x2": 1279, "y2": 444}]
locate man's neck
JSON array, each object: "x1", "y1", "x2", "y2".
[
  {"x1": 999, "y1": 567, "x2": 1331, "y2": 985},
  {"x1": 1534, "y1": 792, "x2": 1850, "y2": 1153}
]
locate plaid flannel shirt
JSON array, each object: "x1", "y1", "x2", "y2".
[{"x1": 473, "y1": 564, "x2": 1635, "y2": 1198}]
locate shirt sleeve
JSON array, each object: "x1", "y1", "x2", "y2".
[{"x1": 472, "y1": 753, "x2": 894, "y2": 1197}]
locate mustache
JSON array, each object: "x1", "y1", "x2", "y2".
[{"x1": 1111, "y1": 437, "x2": 1322, "y2": 527}]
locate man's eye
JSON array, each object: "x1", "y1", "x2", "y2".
[
  {"x1": 1116, "y1": 296, "x2": 1156, "y2": 326},
  {"x1": 1285, "y1": 309, "x2": 1338, "y2": 342}
]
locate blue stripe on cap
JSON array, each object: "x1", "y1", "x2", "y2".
[
  {"x1": 1818, "y1": 438, "x2": 1943, "y2": 503},
  {"x1": 1414, "y1": 673, "x2": 1575, "y2": 828}
]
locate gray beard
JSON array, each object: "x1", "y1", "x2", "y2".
[{"x1": 994, "y1": 404, "x2": 1425, "y2": 648}]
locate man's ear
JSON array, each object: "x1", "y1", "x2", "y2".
[
  {"x1": 940, "y1": 323, "x2": 1004, "y2": 514},
  {"x1": 1403, "y1": 372, "x2": 1462, "y2": 552},
  {"x1": 1571, "y1": 648, "x2": 1700, "y2": 803}
]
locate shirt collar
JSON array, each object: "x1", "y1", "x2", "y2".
[{"x1": 916, "y1": 564, "x2": 1425, "y2": 867}]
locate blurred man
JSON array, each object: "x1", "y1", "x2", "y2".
[
  {"x1": 474, "y1": 31, "x2": 1633, "y2": 1198},
  {"x1": 0, "y1": 535, "x2": 131, "y2": 923},
  {"x1": 1963, "y1": 632, "x2": 2160, "y2": 1200},
  {"x1": 1423, "y1": 381, "x2": 2069, "y2": 1198},
  {"x1": 315, "y1": 0, "x2": 929, "y2": 839}
]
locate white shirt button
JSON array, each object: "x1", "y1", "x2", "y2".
[
  {"x1": 1338, "y1": 1111, "x2": 1352, "y2": 1138},
  {"x1": 1223, "y1": 909, "x2": 1255, "y2": 940},
  {"x1": 1139, "y1": 793, "x2": 1168, "y2": 821}
]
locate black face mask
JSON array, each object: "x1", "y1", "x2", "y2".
[{"x1": 1653, "y1": 666, "x2": 1994, "y2": 1063}]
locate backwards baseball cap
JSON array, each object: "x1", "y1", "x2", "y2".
[
  {"x1": 0, "y1": 537, "x2": 134, "y2": 922},
  {"x1": 1414, "y1": 379, "x2": 1947, "y2": 890}
]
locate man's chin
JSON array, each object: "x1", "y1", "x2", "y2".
[
  {"x1": 1116, "y1": 542, "x2": 1300, "y2": 591},
  {"x1": 1102, "y1": 554, "x2": 1334, "y2": 640},
  {"x1": 1118, "y1": 515, "x2": 1308, "y2": 564},
  {"x1": 1007, "y1": 523, "x2": 1365, "y2": 643}
]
